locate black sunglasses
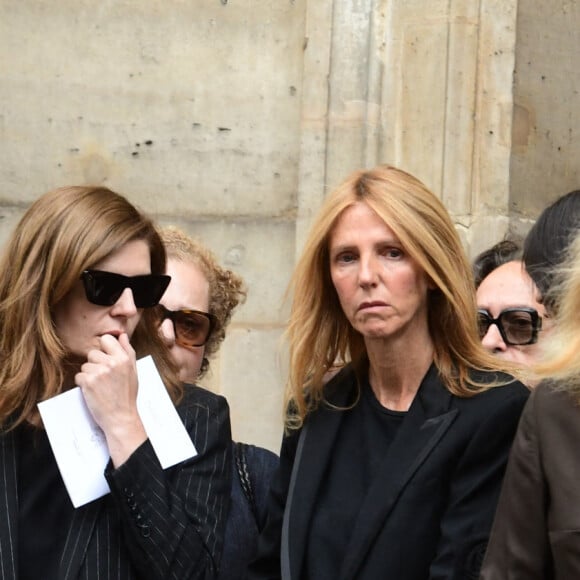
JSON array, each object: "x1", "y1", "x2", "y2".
[
  {"x1": 81, "y1": 270, "x2": 171, "y2": 308},
  {"x1": 477, "y1": 307, "x2": 542, "y2": 346},
  {"x1": 154, "y1": 304, "x2": 216, "y2": 349}
]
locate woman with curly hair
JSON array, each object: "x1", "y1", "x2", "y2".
[{"x1": 156, "y1": 227, "x2": 278, "y2": 580}]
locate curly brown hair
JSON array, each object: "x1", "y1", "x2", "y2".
[{"x1": 160, "y1": 227, "x2": 247, "y2": 377}]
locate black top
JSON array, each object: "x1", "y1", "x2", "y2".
[
  {"x1": 303, "y1": 380, "x2": 406, "y2": 579},
  {"x1": 18, "y1": 425, "x2": 74, "y2": 580}
]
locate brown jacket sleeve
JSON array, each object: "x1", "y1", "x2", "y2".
[{"x1": 480, "y1": 382, "x2": 580, "y2": 580}]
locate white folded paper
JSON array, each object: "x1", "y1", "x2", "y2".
[{"x1": 38, "y1": 355, "x2": 197, "y2": 508}]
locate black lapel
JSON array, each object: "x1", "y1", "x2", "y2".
[
  {"x1": 340, "y1": 365, "x2": 458, "y2": 580},
  {"x1": 59, "y1": 496, "x2": 102, "y2": 579},
  {"x1": 281, "y1": 422, "x2": 308, "y2": 580},
  {"x1": 284, "y1": 367, "x2": 357, "y2": 580},
  {"x1": 0, "y1": 430, "x2": 19, "y2": 580}
]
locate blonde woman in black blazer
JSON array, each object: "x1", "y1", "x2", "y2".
[
  {"x1": 0, "y1": 186, "x2": 231, "y2": 579},
  {"x1": 248, "y1": 165, "x2": 528, "y2": 580}
]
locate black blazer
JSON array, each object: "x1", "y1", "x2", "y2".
[
  {"x1": 0, "y1": 384, "x2": 232, "y2": 580},
  {"x1": 248, "y1": 365, "x2": 529, "y2": 580}
]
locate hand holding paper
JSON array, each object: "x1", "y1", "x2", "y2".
[
  {"x1": 76, "y1": 333, "x2": 145, "y2": 468},
  {"x1": 38, "y1": 356, "x2": 197, "y2": 508}
]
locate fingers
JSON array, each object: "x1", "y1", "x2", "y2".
[
  {"x1": 117, "y1": 332, "x2": 133, "y2": 353},
  {"x1": 76, "y1": 333, "x2": 136, "y2": 389},
  {"x1": 75, "y1": 331, "x2": 143, "y2": 457},
  {"x1": 83, "y1": 333, "x2": 135, "y2": 365},
  {"x1": 95, "y1": 333, "x2": 135, "y2": 357}
]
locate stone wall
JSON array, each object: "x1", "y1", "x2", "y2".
[
  {"x1": 509, "y1": 0, "x2": 580, "y2": 238},
  {"x1": 295, "y1": 0, "x2": 519, "y2": 258},
  {"x1": 0, "y1": 0, "x2": 578, "y2": 451}
]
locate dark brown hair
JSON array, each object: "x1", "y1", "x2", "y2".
[{"x1": 0, "y1": 186, "x2": 181, "y2": 429}]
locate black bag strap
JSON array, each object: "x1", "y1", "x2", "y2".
[{"x1": 234, "y1": 442, "x2": 260, "y2": 524}]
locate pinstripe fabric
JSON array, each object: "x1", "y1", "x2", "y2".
[
  {"x1": 0, "y1": 431, "x2": 18, "y2": 580},
  {"x1": 0, "y1": 384, "x2": 231, "y2": 580}
]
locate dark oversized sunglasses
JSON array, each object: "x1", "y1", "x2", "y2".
[
  {"x1": 81, "y1": 270, "x2": 171, "y2": 308},
  {"x1": 477, "y1": 307, "x2": 542, "y2": 346},
  {"x1": 153, "y1": 304, "x2": 216, "y2": 348}
]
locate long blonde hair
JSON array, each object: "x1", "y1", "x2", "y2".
[
  {"x1": 0, "y1": 186, "x2": 180, "y2": 429},
  {"x1": 285, "y1": 165, "x2": 517, "y2": 430},
  {"x1": 533, "y1": 231, "x2": 580, "y2": 394}
]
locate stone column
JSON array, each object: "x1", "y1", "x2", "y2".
[{"x1": 296, "y1": 0, "x2": 519, "y2": 257}]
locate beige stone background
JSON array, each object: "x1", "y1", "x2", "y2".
[{"x1": 1, "y1": 0, "x2": 579, "y2": 452}]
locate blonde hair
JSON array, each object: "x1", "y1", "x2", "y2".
[
  {"x1": 286, "y1": 164, "x2": 518, "y2": 430},
  {"x1": 534, "y1": 231, "x2": 580, "y2": 394},
  {"x1": 160, "y1": 227, "x2": 246, "y2": 377},
  {"x1": 0, "y1": 186, "x2": 180, "y2": 429}
]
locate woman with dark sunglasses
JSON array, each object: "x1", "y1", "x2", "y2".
[
  {"x1": 481, "y1": 232, "x2": 580, "y2": 578},
  {"x1": 474, "y1": 242, "x2": 549, "y2": 370},
  {"x1": 157, "y1": 226, "x2": 279, "y2": 580},
  {"x1": 480, "y1": 196, "x2": 580, "y2": 579},
  {"x1": 0, "y1": 186, "x2": 231, "y2": 580}
]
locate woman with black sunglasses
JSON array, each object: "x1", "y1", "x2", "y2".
[
  {"x1": 480, "y1": 196, "x2": 580, "y2": 579},
  {"x1": 473, "y1": 241, "x2": 548, "y2": 371},
  {"x1": 0, "y1": 186, "x2": 231, "y2": 580},
  {"x1": 481, "y1": 231, "x2": 580, "y2": 578},
  {"x1": 156, "y1": 226, "x2": 279, "y2": 580}
]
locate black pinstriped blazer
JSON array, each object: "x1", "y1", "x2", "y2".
[{"x1": 0, "y1": 384, "x2": 232, "y2": 580}]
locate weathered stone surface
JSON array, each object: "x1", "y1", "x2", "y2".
[
  {"x1": 155, "y1": 217, "x2": 294, "y2": 325},
  {"x1": 510, "y1": 0, "x2": 580, "y2": 220},
  {"x1": 207, "y1": 327, "x2": 287, "y2": 453},
  {"x1": 1, "y1": 0, "x2": 578, "y2": 451},
  {"x1": 0, "y1": 207, "x2": 26, "y2": 249},
  {"x1": 0, "y1": 0, "x2": 305, "y2": 216}
]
